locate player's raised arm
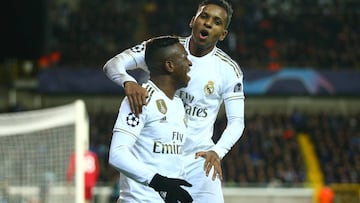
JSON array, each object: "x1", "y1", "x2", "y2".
[{"x1": 103, "y1": 43, "x2": 150, "y2": 115}]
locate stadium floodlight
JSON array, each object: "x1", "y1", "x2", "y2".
[{"x1": 0, "y1": 100, "x2": 89, "y2": 203}]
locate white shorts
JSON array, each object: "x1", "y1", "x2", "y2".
[{"x1": 184, "y1": 154, "x2": 224, "y2": 203}]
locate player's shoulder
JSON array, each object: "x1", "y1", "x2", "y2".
[
  {"x1": 119, "y1": 40, "x2": 147, "y2": 60},
  {"x1": 213, "y1": 47, "x2": 240, "y2": 69},
  {"x1": 128, "y1": 41, "x2": 147, "y2": 54},
  {"x1": 213, "y1": 47, "x2": 243, "y2": 77},
  {"x1": 128, "y1": 37, "x2": 186, "y2": 54},
  {"x1": 142, "y1": 82, "x2": 177, "y2": 117},
  {"x1": 142, "y1": 81, "x2": 162, "y2": 105}
]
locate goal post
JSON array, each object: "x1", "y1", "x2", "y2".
[{"x1": 0, "y1": 100, "x2": 89, "y2": 203}]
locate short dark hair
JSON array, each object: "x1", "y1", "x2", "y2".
[
  {"x1": 145, "y1": 36, "x2": 179, "y2": 73},
  {"x1": 198, "y1": 0, "x2": 233, "y2": 28}
]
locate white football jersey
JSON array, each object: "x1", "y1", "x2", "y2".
[
  {"x1": 110, "y1": 81, "x2": 187, "y2": 202},
  {"x1": 177, "y1": 37, "x2": 244, "y2": 156}
]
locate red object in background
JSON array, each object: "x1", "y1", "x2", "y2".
[
  {"x1": 283, "y1": 128, "x2": 294, "y2": 140},
  {"x1": 268, "y1": 62, "x2": 281, "y2": 71},
  {"x1": 38, "y1": 51, "x2": 61, "y2": 68},
  {"x1": 67, "y1": 151, "x2": 100, "y2": 200},
  {"x1": 49, "y1": 51, "x2": 61, "y2": 63},
  {"x1": 264, "y1": 38, "x2": 276, "y2": 49},
  {"x1": 38, "y1": 56, "x2": 50, "y2": 68},
  {"x1": 318, "y1": 186, "x2": 335, "y2": 203}
]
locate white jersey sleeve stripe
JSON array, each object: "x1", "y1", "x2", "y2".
[
  {"x1": 224, "y1": 94, "x2": 245, "y2": 101},
  {"x1": 144, "y1": 83, "x2": 156, "y2": 105},
  {"x1": 215, "y1": 49, "x2": 242, "y2": 78},
  {"x1": 113, "y1": 128, "x2": 138, "y2": 139}
]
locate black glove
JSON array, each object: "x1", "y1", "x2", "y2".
[{"x1": 149, "y1": 173, "x2": 193, "y2": 203}]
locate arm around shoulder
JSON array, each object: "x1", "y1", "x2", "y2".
[
  {"x1": 103, "y1": 41, "x2": 149, "y2": 87},
  {"x1": 103, "y1": 53, "x2": 138, "y2": 87}
]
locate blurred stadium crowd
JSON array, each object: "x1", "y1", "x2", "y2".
[
  {"x1": 45, "y1": 0, "x2": 360, "y2": 187},
  {"x1": 89, "y1": 110, "x2": 360, "y2": 186},
  {"x1": 49, "y1": 0, "x2": 360, "y2": 70}
]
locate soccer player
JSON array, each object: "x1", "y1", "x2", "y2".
[
  {"x1": 67, "y1": 150, "x2": 100, "y2": 203},
  {"x1": 108, "y1": 36, "x2": 193, "y2": 203},
  {"x1": 104, "y1": 0, "x2": 245, "y2": 202}
]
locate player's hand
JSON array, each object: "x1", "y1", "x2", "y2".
[
  {"x1": 124, "y1": 81, "x2": 148, "y2": 115},
  {"x1": 149, "y1": 173, "x2": 193, "y2": 203},
  {"x1": 195, "y1": 150, "x2": 223, "y2": 181}
]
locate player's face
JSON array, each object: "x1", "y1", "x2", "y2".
[
  {"x1": 171, "y1": 44, "x2": 192, "y2": 88},
  {"x1": 189, "y1": 4, "x2": 228, "y2": 53}
]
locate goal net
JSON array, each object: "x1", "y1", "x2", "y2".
[{"x1": 0, "y1": 100, "x2": 89, "y2": 203}]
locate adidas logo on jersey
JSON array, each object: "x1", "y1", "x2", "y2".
[{"x1": 160, "y1": 116, "x2": 167, "y2": 123}]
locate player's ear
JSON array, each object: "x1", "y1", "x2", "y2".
[
  {"x1": 165, "y1": 61, "x2": 174, "y2": 73},
  {"x1": 189, "y1": 17, "x2": 195, "y2": 28},
  {"x1": 218, "y1": 29, "x2": 228, "y2": 41}
]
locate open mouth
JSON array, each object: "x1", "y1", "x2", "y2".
[{"x1": 199, "y1": 30, "x2": 209, "y2": 39}]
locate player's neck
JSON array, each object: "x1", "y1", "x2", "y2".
[
  {"x1": 189, "y1": 37, "x2": 216, "y2": 57},
  {"x1": 151, "y1": 77, "x2": 176, "y2": 99}
]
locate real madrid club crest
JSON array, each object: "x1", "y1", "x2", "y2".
[
  {"x1": 156, "y1": 99, "x2": 167, "y2": 114},
  {"x1": 204, "y1": 81, "x2": 215, "y2": 96}
]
